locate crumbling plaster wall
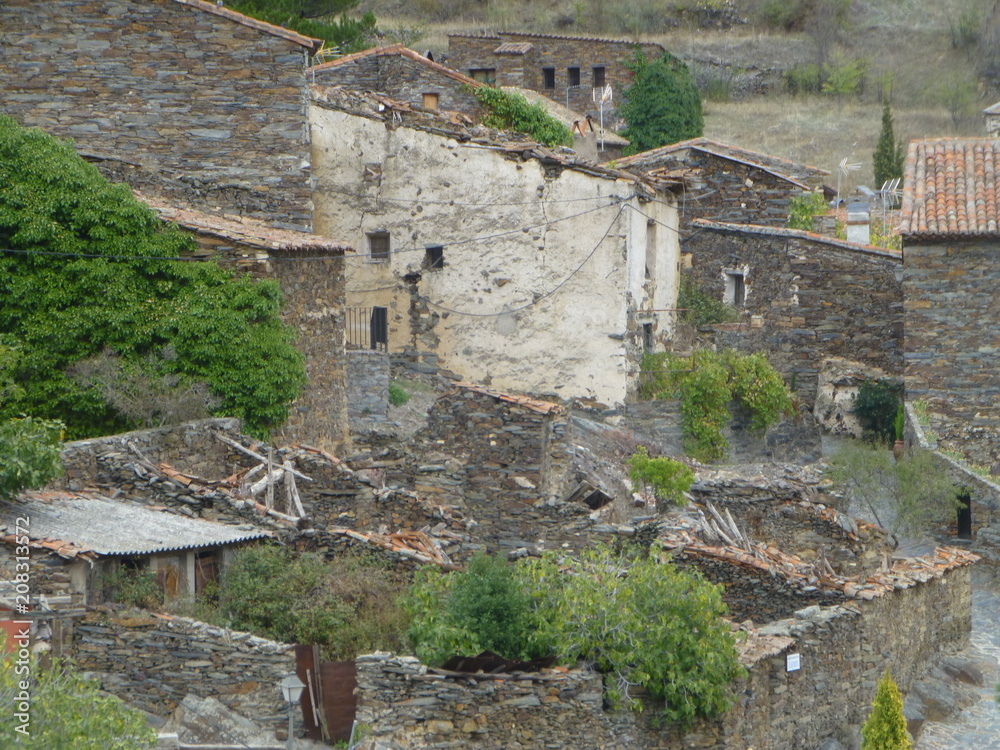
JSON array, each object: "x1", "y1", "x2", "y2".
[{"x1": 310, "y1": 103, "x2": 678, "y2": 406}]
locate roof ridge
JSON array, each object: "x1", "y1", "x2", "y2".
[
  {"x1": 172, "y1": 0, "x2": 322, "y2": 51},
  {"x1": 312, "y1": 44, "x2": 484, "y2": 88},
  {"x1": 693, "y1": 218, "x2": 901, "y2": 259}
]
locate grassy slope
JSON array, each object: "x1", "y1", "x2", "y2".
[{"x1": 361, "y1": 0, "x2": 991, "y2": 192}]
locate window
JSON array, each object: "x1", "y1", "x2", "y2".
[
  {"x1": 367, "y1": 231, "x2": 390, "y2": 262},
  {"x1": 642, "y1": 323, "x2": 655, "y2": 353},
  {"x1": 369, "y1": 307, "x2": 388, "y2": 351},
  {"x1": 725, "y1": 271, "x2": 746, "y2": 307},
  {"x1": 542, "y1": 67, "x2": 556, "y2": 89},
  {"x1": 645, "y1": 219, "x2": 657, "y2": 279},
  {"x1": 470, "y1": 68, "x2": 496, "y2": 84},
  {"x1": 422, "y1": 92, "x2": 440, "y2": 110},
  {"x1": 568, "y1": 67, "x2": 581, "y2": 86},
  {"x1": 423, "y1": 245, "x2": 444, "y2": 270},
  {"x1": 593, "y1": 66, "x2": 606, "y2": 88}
]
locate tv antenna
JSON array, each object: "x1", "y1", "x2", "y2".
[
  {"x1": 592, "y1": 85, "x2": 613, "y2": 153},
  {"x1": 837, "y1": 157, "x2": 862, "y2": 205},
  {"x1": 879, "y1": 178, "x2": 902, "y2": 246}
]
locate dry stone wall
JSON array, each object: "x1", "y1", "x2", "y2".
[{"x1": 0, "y1": 0, "x2": 315, "y2": 228}]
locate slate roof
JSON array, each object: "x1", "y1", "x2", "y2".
[
  {"x1": 139, "y1": 193, "x2": 353, "y2": 254},
  {"x1": 0, "y1": 491, "x2": 270, "y2": 559},
  {"x1": 449, "y1": 31, "x2": 664, "y2": 52},
  {"x1": 610, "y1": 137, "x2": 829, "y2": 187},
  {"x1": 900, "y1": 137, "x2": 1000, "y2": 239},
  {"x1": 311, "y1": 44, "x2": 483, "y2": 89},
  {"x1": 692, "y1": 219, "x2": 901, "y2": 260},
  {"x1": 983, "y1": 102, "x2": 1000, "y2": 115},
  {"x1": 501, "y1": 87, "x2": 630, "y2": 148},
  {"x1": 173, "y1": 0, "x2": 323, "y2": 52}
]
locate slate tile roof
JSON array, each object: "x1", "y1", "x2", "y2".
[
  {"x1": 900, "y1": 137, "x2": 1000, "y2": 238},
  {"x1": 610, "y1": 137, "x2": 829, "y2": 186},
  {"x1": 693, "y1": 219, "x2": 902, "y2": 260},
  {"x1": 173, "y1": 0, "x2": 323, "y2": 52},
  {"x1": 311, "y1": 44, "x2": 483, "y2": 89},
  {"x1": 449, "y1": 31, "x2": 664, "y2": 52},
  {"x1": 0, "y1": 491, "x2": 270, "y2": 559}
]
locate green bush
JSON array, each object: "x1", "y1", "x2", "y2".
[
  {"x1": 0, "y1": 416, "x2": 64, "y2": 501},
  {"x1": 388, "y1": 381, "x2": 410, "y2": 407},
  {"x1": 620, "y1": 52, "x2": 703, "y2": 155},
  {"x1": 103, "y1": 566, "x2": 164, "y2": 610},
  {"x1": 787, "y1": 191, "x2": 828, "y2": 231},
  {"x1": 861, "y1": 669, "x2": 912, "y2": 749},
  {"x1": 784, "y1": 63, "x2": 823, "y2": 95},
  {"x1": 231, "y1": 1, "x2": 377, "y2": 53},
  {"x1": 676, "y1": 274, "x2": 738, "y2": 328},
  {"x1": 471, "y1": 87, "x2": 574, "y2": 148},
  {"x1": 852, "y1": 378, "x2": 903, "y2": 444},
  {"x1": 627, "y1": 447, "x2": 694, "y2": 506}
]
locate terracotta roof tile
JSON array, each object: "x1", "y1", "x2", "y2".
[
  {"x1": 453, "y1": 382, "x2": 563, "y2": 414},
  {"x1": 901, "y1": 137, "x2": 1000, "y2": 238},
  {"x1": 173, "y1": 0, "x2": 322, "y2": 51},
  {"x1": 494, "y1": 42, "x2": 534, "y2": 54}
]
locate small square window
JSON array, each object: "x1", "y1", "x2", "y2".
[
  {"x1": 470, "y1": 68, "x2": 496, "y2": 84},
  {"x1": 367, "y1": 231, "x2": 390, "y2": 262},
  {"x1": 593, "y1": 66, "x2": 606, "y2": 88},
  {"x1": 422, "y1": 92, "x2": 440, "y2": 110},
  {"x1": 423, "y1": 246, "x2": 444, "y2": 270},
  {"x1": 542, "y1": 67, "x2": 556, "y2": 89},
  {"x1": 568, "y1": 67, "x2": 581, "y2": 87}
]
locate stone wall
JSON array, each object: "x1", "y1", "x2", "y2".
[
  {"x1": 0, "y1": 0, "x2": 316, "y2": 228},
  {"x1": 353, "y1": 562, "x2": 973, "y2": 750},
  {"x1": 685, "y1": 224, "x2": 903, "y2": 407},
  {"x1": 312, "y1": 51, "x2": 485, "y2": 116},
  {"x1": 446, "y1": 33, "x2": 663, "y2": 115},
  {"x1": 346, "y1": 350, "x2": 391, "y2": 432},
  {"x1": 73, "y1": 612, "x2": 298, "y2": 732},
  {"x1": 904, "y1": 239, "x2": 1000, "y2": 457}
]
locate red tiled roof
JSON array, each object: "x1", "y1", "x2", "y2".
[
  {"x1": 137, "y1": 193, "x2": 353, "y2": 254},
  {"x1": 900, "y1": 137, "x2": 1000, "y2": 238},
  {"x1": 311, "y1": 44, "x2": 484, "y2": 89},
  {"x1": 173, "y1": 0, "x2": 323, "y2": 52}
]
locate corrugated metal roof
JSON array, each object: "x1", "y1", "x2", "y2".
[{"x1": 0, "y1": 492, "x2": 270, "y2": 557}]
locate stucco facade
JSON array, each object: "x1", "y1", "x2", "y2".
[
  {"x1": 310, "y1": 88, "x2": 680, "y2": 406},
  {"x1": 0, "y1": 0, "x2": 319, "y2": 228}
]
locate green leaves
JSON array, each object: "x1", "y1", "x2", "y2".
[
  {"x1": 0, "y1": 416, "x2": 64, "y2": 502},
  {"x1": 620, "y1": 52, "x2": 703, "y2": 156},
  {"x1": 872, "y1": 102, "x2": 905, "y2": 192},
  {"x1": 861, "y1": 669, "x2": 912, "y2": 750},
  {"x1": 628, "y1": 446, "x2": 694, "y2": 506},
  {"x1": 0, "y1": 117, "x2": 305, "y2": 439},
  {"x1": 787, "y1": 191, "x2": 829, "y2": 231},
  {"x1": 471, "y1": 87, "x2": 574, "y2": 147}
]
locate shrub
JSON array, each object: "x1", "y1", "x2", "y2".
[
  {"x1": 784, "y1": 63, "x2": 823, "y2": 94},
  {"x1": 627, "y1": 447, "x2": 694, "y2": 506},
  {"x1": 103, "y1": 566, "x2": 164, "y2": 610},
  {"x1": 388, "y1": 381, "x2": 410, "y2": 407},
  {"x1": 872, "y1": 102, "x2": 905, "y2": 190},
  {"x1": 231, "y1": 1, "x2": 377, "y2": 53},
  {"x1": 852, "y1": 378, "x2": 903, "y2": 444},
  {"x1": 0, "y1": 415, "x2": 64, "y2": 501},
  {"x1": 676, "y1": 274, "x2": 738, "y2": 328},
  {"x1": 471, "y1": 87, "x2": 573, "y2": 148},
  {"x1": 861, "y1": 669, "x2": 912, "y2": 750},
  {"x1": 620, "y1": 52, "x2": 703, "y2": 155},
  {"x1": 787, "y1": 191, "x2": 828, "y2": 231}
]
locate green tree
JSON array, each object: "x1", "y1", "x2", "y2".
[
  {"x1": 0, "y1": 116, "x2": 306, "y2": 439},
  {"x1": 0, "y1": 647, "x2": 156, "y2": 749},
  {"x1": 787, "y1": 191, "x2": 829, "y2": 231},
  {"x1": 471, "y1": 87, "x2": 573, "y2": 147},
  {"x1": 627, "y1": 447, "x2": 694, "y2": 507},
  {"x1": 620, "y1": 52, "x2": 703, "y2": 156},
  {"x1": 872, "y1": 102, "x2": 905, "y2": 191},
  {"x1": 0, "y1": 417, "x2": 64, "y2": 502},
  {"x1": 826, "y1": 443, "x2": 961, "y2": 547},
  {"x1": 861, "y1": 669, "x2": 912, "y2": 750},
  {"x1": 231, "y1": 0, "x2": 376, "y2": 52}
]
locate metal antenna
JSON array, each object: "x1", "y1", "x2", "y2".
[
  {"x1": 837, "y1": 157, "x2": 862, "y2": 205},
  {"x1": 592, "y1": 85, "x2": 613, "y2": 154},
  {"x1": 879, "y1": 178, "x2": 902, "y2": 246}
]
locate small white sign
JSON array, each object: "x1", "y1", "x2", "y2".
[{"x1": 786, "y1": 653, "x2": 801, "y2": 672}]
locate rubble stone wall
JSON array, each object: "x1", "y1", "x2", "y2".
[
  {"x1": 686, "y1": 227, "x2": 903, "y2": 407},
  {"x1": 346, "y1": 350, "x2": 391, "y2": 432},
  {"x1": 354, "y1": 564, "x2": 972, "y2": 750},
  {"x1": 74, "y1": 614, "x2": 298, "y2": 732},
  {"x1": 0, "y1": 0, "x2": 314, "y2": 228}
]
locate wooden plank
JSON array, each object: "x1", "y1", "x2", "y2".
[
  {"x1": 319, "y1": 660, "x2": 357, "y2": 744},
  {"x1": 213, "y1": 432, "x2": 313, "y2": 482}
]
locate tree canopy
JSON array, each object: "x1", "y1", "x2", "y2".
[
  {"x1": 0, "y1": 116, "x2": 306, "y2": 439},
  {"x1": 872, "y1": 102, "x2": 905, "y2": 191},
  {"x1": 861, "y1": 669, "x2": 912, "y2": 750},
  {"x1": 230, "y1": 0, "x2": 377, "y2": 52},
  {"x1": 619, "y1": 52, "x2": 703, "y2": 156}
]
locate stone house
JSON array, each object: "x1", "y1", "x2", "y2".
[
  {"x1": 140, "y1": 196, "x2": 353, "y2": 449},
  {"x1": 984, "y1": 102, "x2": 1000, "y2": 135},
  {"x1": 612, "y1": 137, "x2": 833, "y2": 228},
  {"x1": 0, "y1": 0, "x2": 322, "y2": 229},
  {"x1": 900, "y1": 137, "x2": 1000, "y2": 462},
  {"x1": 310, "y1": 86, "x2": 683, "y2": 407},
  {"x1": 682, "y1": 220, "x2": 903, "y2": 407},
  {"x1": 0, "y1": 491, "x2": 269, "y2": 606},
  {"x1": 446, "y1": 31, "x2": 664, "y2": 116}
]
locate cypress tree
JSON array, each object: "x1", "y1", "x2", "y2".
[
  {"x1": 872, "y1": 102, "x2": 905, "y2": 190},
  {"x1": 861, "y1": 669, "x2": 912, "y2": 750}
]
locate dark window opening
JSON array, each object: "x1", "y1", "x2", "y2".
[
  {"x1": 542, "y1": 67, "x2": 556, "y2": 89},
  {"x1": 642, "y1": 323, "x2": 655, "y2": 352},
  {"x1": 470, "y1": 68, "x2": 496, "y2": 84},
  {"x1": 423, "y1": 245, "x2": 444, "y2": 270},
  {"x1": 367, "y1": 231, "x2": 390, "y2": 262},
  {"x1": 957, "y1": 488, "x2": 972, "y2": 540},
  {"x1": 195, "y1": 551, "x2": 219, "y2": 600},
  {"x1": 370, "y1": 307, "x2": 388, "y2": 351},
  {"x1": 645, "y1": 219, "x2": 657, "y2": 279},
  {"x1": 727, "y1": 272, "x2": 746, "y2": 307},
  {"x1": 593, "y1": 66, "x2": 606, "y2": 88},
  {"x1": 568, "y1": 67, "x2": 581, "y2": 86}
]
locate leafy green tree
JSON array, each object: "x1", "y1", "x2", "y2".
[
  {"x1": 0, "y1": 116, "x2": 306, "y2": 438},
  {"x1": 471, "y1": 87, "x2": 574, "y2": 147},
  {"x1": 861, "y1": 669, "x2": 912, "y2": 750},
  {"x1": 787, "y1": 191, "x2": 829, "y2": 231},
  {"x1": 620, "y1": 52, "x2": 703, "y2": 156},
  {"x1": 231, "y1": 0, "x2": 376, "y2": 52},
  {"x1": 0, "y1": 417, "x2": 64, "y2": 502},
  {"x1": 627, "y1": 447, "x2": 694, "y2": 507},
  {"x1": 826, "y1": 443, "x2": 961, "y2": 547},
  {"x1": 0, "y1": 646, "x2": 156, "y2": 749},
  {"x1": 872, "y1": 102, "x2": 905, "y2": 191},
  {"x1": 852, "y1": 378, "x2": 903, "y2": 444}
]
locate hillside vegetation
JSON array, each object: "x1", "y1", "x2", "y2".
[{"x1": 357, "y1": 0, "x2": 995, "y2": 192}]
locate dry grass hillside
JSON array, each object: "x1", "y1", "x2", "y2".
[{"x1": 361, "y1": 0, "x2": 997, "y2": 192}]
